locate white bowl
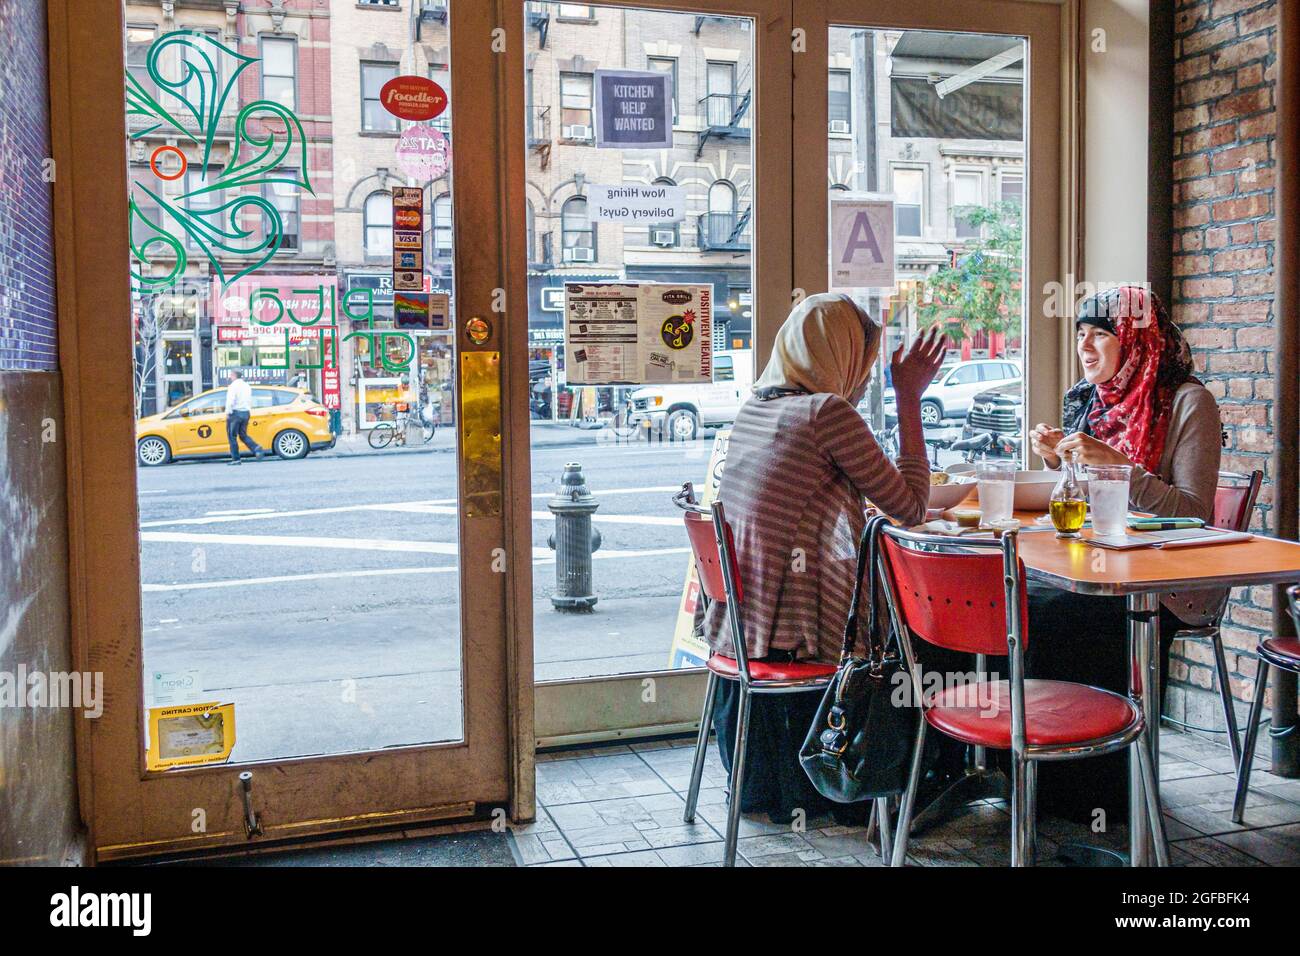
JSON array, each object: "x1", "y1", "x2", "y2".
[
  {"x1": 1011, "y1": 470, "x2": 1087, "y2": 512},
  {"x1": 928, "y1": 475, "x2": 977, "y2": 511}
]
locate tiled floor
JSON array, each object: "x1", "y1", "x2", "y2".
[{"x1": 507, "y1": 728, "x2": 1300, "y2": 867}]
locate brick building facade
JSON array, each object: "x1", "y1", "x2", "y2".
[{"x1": 1169, "y1": 0, "x2": 1281, "y2": 725}]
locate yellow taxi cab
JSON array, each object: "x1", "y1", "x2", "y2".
[{"x1": 136, "y1": 385, "x2": 336, "y2": 466}]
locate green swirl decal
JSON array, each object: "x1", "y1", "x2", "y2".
[{"x1": 127, "y1": 31, "x2": 314, "y2": 291}]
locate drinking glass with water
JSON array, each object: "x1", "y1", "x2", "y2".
[
  {"x1": 976, "y1": 460, "x2": 1016, "y2": 526},
  {"x1": 1086, "y1": 464, "x2": 1132, "y2": 536}
]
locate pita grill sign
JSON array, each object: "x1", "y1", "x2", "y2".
[{"x1": 380, "y1": 76, "x2": 448, "y2": 122}]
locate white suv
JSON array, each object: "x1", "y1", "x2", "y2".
[
  {"x1": 883, "y1": 358, "x2": 1021, "y2": 426},
  {"x1": 626, "y1": 350, "x2": 754, "y2": 441}
]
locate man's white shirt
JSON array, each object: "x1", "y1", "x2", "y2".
[{"x1": 225, "y1": 377, "x2": 253, "y2": 413}]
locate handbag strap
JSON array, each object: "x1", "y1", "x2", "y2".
[{"x1": 838, "y1": 514, "x2": 888, "y2": 666}]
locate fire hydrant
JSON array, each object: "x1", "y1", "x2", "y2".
[{"x1": 547, "y1": 462, "x2": 602, "y2": 611}]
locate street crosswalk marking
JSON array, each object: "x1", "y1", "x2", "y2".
[
  {"x1": 142, "y1": 546, "x2": 691, "y2": 591},
  {"x1": 140, "y1": 486, "x2": 688, "y2": 528}
]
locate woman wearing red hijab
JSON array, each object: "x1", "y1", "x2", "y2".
[{"x1": 1022, "y1": 286, "x2": 1222, "y2": 826}]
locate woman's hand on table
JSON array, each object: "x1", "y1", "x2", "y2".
[
  {"x1": 890, "y1": 325, "x2": 947, "y2": 405},
  {"x1": 1054, "y1": 431, "x2": 1135, "y2": 468},
  {"x1": 1030, "y1": 423, "x2": 1065, "y2": 469}
]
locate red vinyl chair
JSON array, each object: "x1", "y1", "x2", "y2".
[
  {"x1": 1231, "y1": 584, "x2": 1300, "y2": 823},
  {"x1": 1168, "y1": 470, "x2": 1264, "y2": 765},
  {"x1": 877, "y1": 523, "x2": 1170, "y2": 867},
  {"x1": 679, "y1": 497, "x2": 839, "y2": 867}
]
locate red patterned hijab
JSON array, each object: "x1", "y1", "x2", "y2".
[{"x1": 1069, "y1": 286, "x2": 1194, "y2": 472}]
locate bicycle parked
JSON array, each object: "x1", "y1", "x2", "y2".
[{"x1": 367, "y1": 400, "x2": 436, "y2": 449}]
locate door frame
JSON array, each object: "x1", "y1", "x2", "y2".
[
  {"x1": 49, "y1": 0, "x2": 528, "y2": 860},
  {"x1": 499, "y1": 0, "x2": 794, "y2": 750}
]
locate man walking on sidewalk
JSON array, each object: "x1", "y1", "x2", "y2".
[{"x1": 225, "y1": 370, "x2": 265, "y2": 465}]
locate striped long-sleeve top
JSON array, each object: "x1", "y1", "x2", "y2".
[{"x1": 703, "y1": 392, "x2": 931, "y2": 664}]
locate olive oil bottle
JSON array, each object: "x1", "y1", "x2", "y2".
[{"x1": 1049, "y1": 451, "x2": 1087, "y2": 537}]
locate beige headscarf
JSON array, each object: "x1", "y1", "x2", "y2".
[{"x1": 752, "y1": 292, "x2": 881, "y2": 406}]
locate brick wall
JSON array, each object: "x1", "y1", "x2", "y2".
[
  {"x1": 1170, "y1": 0, "x2": 1279, "y2": 718},
  {"x1": 0, "y1": 0, "x2": 58, "y2": 369}
]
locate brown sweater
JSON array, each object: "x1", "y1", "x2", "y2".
[
  {"x1": 703, "y1": 393, "x2": 931, "y2": 663},
  {"x1": 1129, "y1": 380, "x2": 1225, "y2": 626}
]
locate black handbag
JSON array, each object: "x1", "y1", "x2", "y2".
[{"x1": 799, "y1": 515, "x2": 920, "y2": 803}]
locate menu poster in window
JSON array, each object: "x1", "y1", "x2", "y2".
[
  {"x1": 830, "y1": 198, "x2": 895, "y2": 290},
  {"x1": 593, "y1": 69, "x2": 674, "y2": 149},
  {"x1": 392, "y1": 186, "x2": 425, "y2": 291},
  {"x1": 564, "y1": 282, "x2": 711, "y2": 385}
]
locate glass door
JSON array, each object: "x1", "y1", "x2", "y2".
[
  {"x1": 76, "y1": 0, "x2": 521, "y2": 859},
  {"x1": 504, "y1": 0, "x2": 792, "y2": 743}
]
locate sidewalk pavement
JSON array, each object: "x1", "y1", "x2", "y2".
[{"x1": 322, "y1": 421, "x2": 628, "y2": 458}]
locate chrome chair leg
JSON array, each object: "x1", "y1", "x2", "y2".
[
  {"x1": 723, "y1": 684, "x2": 753, "y2": 867},
  {"x1": 1210, "y1": 631, "x2": 1243, "y2": 766},
  {"x1": 865, "y1": 799, "x2": 878, "y2": 848},
  {"x1": 1135, "y1": 731, "x2": 1170, "y2": 867},
  {"x1": 876, "y1": 797, "x2": 894, "y2": 863},
  {"x1": 1010, "y1": 754, "x2": 1029, "y2": 867},
  {"x1": 683, "y1": 670, "x2": 719, "y2": 823},
  {"x1": 891, "y1": 720, "x2": 927, "y2": 867},
  {"x1": 1232, "y1": 662, "x2": 1271, "y2": 824},
  {"x1": 1024, "y1": 760, "x2": 1038, "y2": 867}
]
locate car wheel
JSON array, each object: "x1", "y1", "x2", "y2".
[
  {"x1": 273, "y1": 429, "x2": 309, "y2": 460},
  {"x1": 667, "y1": 408, "x2": 699, "y2": 441},
  {"x1": 137, "y1": 436, "x2": 172, "y2": 467},
  {"x1": 920, "y1": 400, "x2": 943, "y2": 426}
]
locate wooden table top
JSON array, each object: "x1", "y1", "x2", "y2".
[{"x1": 1012, "y1": 521, "x2": 1300, "y2": 595}]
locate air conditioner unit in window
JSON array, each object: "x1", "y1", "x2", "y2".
[
  {"x1": 565, "y1": 246, "x2": 594, "y2": 262},
  {"x1": 562, "y1": 124, "x2": 593, "y2": 140},
  {"x1": 828, "y1": 119, "x2": 850, "y2": 134},
  {"x1": 652, "y1": 230, "x2": 676, "y2": 246}
]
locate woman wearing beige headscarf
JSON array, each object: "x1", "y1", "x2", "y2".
[{"x1": 702, "y1": 292, "x2": 946, "y2": 822}]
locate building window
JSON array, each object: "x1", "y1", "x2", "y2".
[
  {"x1": 649, "y1": 177, "x2": 678, "y2": 247},
  {"x1": 126, "y1": 26, "x2": 156, "y2": 96},
  {"x1": 429, "y1": 64, "x2": 452, "y2": 132},
  {"x1": 362, "y1": 62, "x2": 399, "y2": 133},
  {"x1": 561, "y1": 196, "x2": 595, "y2": 261},
  {"x1": 953, "y1": 170, "x2": 984, "y2": 239},
  {"x1": 364, "y1": 191, "x2": 392, "y2": 258},
  {"x1": 1000, "y1": 172, "x2": 1024, "y2": 206},
  {"x1": 828, "y1": 69, "x2": 851, "y2": 133},
  {"x1": 432, "y1": 195, "x2": 453, "y2": 256},
  {"x1": 709, "y1": 179, "x2": 736, "y2": 216},
  {"x1": 261, "y1": 36, "x2": 297, "y2": 109},
  {"x1": 559, "y1": 73, "x2": 594, "y2": 140},
  {"x1": 647, "y1": 57, "x2": 678, "y2": 123},
  {"x1": 705, "y1": 60, "x2": 736, "y2": 126},
  {"x1": 557, "y1": 4, "x2": 594, "y2": 19},
  {"x1": 526, "y1": 201, "x2": 536, "y2": 262},
  {"x1": 357, "y1": 0, "x2": 400, "y2": 6},
  {"x1": 893, "y1": 167, "x2": 924, "y2": 238},
  {"x1": 183, "y1": 168, "x2": 220, "y2": 250},
  {"x1": 265, "y1": 169, "x2": 300, "y2": 251}
]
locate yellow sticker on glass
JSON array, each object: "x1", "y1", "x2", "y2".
[{"x1": 146, "y1": 701, "x2": 236, "y2": 771}]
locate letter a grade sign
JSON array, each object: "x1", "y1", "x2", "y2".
[{"x1": 830, "y1": 199, "x2": 895, "y2": 290}]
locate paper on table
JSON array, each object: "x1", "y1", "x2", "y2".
[{"x1": 1088, "y1": 528, "x2": 1254, "y2": 550}]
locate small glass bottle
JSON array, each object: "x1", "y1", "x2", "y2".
[{"x1": 1049, "y1": 450, "x2": 1088, "y2": 538}]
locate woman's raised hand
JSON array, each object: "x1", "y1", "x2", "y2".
[
  {"x1": 1030, "y1": 423, "x2": 1065, "y2": 469},
  {"x1": 890, "y1": 325, "x2": 947, "y2": 403},
  {"x1": 1054, "y1": 432, "x2": 1134, "y2": 468}
]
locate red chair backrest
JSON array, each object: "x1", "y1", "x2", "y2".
[
  {"x1": 1213, "y1": 471, "x2": 1262, "y2": 532},
  {"x1": 880, "y1": 535, "x2": 1028, "y2": 657},
  {"x1": 683, "y1": 510, "x2": 742, "y2": 605}
]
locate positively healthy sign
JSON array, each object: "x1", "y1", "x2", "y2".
[{"x1": 594, "y1": 69, "x2": 674, "y2": 149}]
